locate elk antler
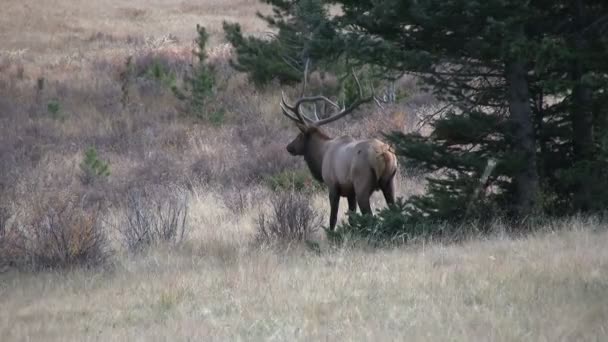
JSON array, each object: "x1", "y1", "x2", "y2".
[
  {"x1": 280, "y1": 59, "x2": 315, "y2": 125},
  {"x1": 280, "y1": 67, "x2": 377, "y2": 127}
]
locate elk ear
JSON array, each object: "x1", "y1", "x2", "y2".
[{"x1": 296, "y1": 122, "x2": 307, "y2": 132}]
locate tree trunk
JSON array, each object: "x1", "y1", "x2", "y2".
[
  {"x1": 570, "y1": 0, "x2": 595, "y2": 211},
  {"x1": 571, "y1": 70, "x2": 594, "y2": 211},
  {"x1": 506, "y1": 60, "x2": 540, "y2": 219}
]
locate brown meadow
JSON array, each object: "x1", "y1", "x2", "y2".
[{"x1": 1, "y1": 1, "x2": 607, "y2": 341}]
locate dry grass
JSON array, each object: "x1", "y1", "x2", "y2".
[
  {"x1": 1, "y1": 1, "x2": 607, "y2": 340},
  {"x1": 0, "y1": 0, "x2": 270, "y2": 67},
  {"x1": 1, "y1": 217, "x2": 607, "y2": 341}
]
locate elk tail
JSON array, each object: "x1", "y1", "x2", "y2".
[{"x1": 369, "y1": 142, "x2": 396, "y2": 183}]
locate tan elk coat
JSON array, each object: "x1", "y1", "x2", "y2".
[{"x1": 286, "y1": 124, "x2": 398, "y2": 230}]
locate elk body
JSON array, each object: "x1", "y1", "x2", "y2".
[{"x1": 280, "y1": 73, "x2": 398, "y2": 230}]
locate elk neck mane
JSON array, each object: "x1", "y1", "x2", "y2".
[{"x1": 304, "y1": 126, "x2": 331, "y2": 183}]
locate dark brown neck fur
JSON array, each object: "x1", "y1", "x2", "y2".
[{"x1": 303, "y1": 127, "x2": 331, "y2": 183}]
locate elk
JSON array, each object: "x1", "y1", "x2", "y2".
[{"x1": 280, "y1": 71, "x2": 398, "y2": 230}]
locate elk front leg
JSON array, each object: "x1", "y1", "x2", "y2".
[{"x1": 329, "y1": 190, "x2": 340, "y2": 230}]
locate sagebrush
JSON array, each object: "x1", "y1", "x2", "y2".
[
  {"x1": 256, "y1": 191, "x2": 323, "y2": 245},
  {"x1": 120, "y1": 188, "x2": 189, "y2": 252},
  {"x1": 2, "y1": 198, "x2": 110, "y2": 270}
]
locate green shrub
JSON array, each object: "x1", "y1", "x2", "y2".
[
  {"x1": 80, "y1": 147, "x2": 110, "y2": 185},
  {"x1": 47, "y1": 99, "x2": 66, "y2": 121},
  {"x1": 331, "y1": 199, "x2": 447, "y2": 246},
  {"x1": 266, "y1": 169, "x2": 323, "y2": 193},
  {"x1": 208, "y1": 108, "x2": 225, "y2": 127},
  {"x1": 173, "y1": 25, "x2": 217, "y2": 122},
  {"x1": 145, "y1": 59, "x2": 177, "y2": 89}
]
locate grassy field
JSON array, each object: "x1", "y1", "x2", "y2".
[
  {"x1": 2, "y1": 218, "x2": 607, "y2": 341},
  {"x1": 1, "y1": 0, "x2": 608, "y2": 341}
]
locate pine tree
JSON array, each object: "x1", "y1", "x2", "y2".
[
  {"x1": 332, "y1": 0, "x2": 546, "y2": 220},
  {"x1": 223, "y1": 0, "x2": 342, "y2": 87},
  {"x1": 330, "y1": 0, "x2": 608, "y2": 223},
  {"x1": 173, "y1": 25, "x2": 216, "y2": 121},
  {"x1": 525, "y1": 0, "x2": 608, "y2": 213},
  {"x1": 558, "y1": 1, "x2": 608, "y2": 212},
  {"x1": 225, "y1": 0, "x2": 608, "y2": 235}
]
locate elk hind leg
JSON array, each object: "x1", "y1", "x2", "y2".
[
  {"x1": 381, "y1": 178, "x2": 396, "y2": 206},
  {"x1": 328, "y1": 189, "x2": 340, "y2": 231},
  {"x1": 355, "y1": 181, "x2": 374, "y2": 215},
  {"x1": 356, "y1": 192, "x2": 372, "y2": 215}
]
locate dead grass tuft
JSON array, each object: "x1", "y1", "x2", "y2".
[
  {"x1": 256, "y1": 192, "x2": 323, "y2": 245},
  {"x1": 2, "y1": 195, "x2": 110, "y2": 271},
  {"x1": 119, "y1": 186, "x2": 189, "y2": 252}
]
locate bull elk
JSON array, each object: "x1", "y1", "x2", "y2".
[{"x1": 280, "y1": 71, "x2": 398, "y2": 230}]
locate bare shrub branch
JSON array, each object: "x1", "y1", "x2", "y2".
[
  {"x1": 0, "y1": 206, "x2": 13, "y2": 270},
  {"x1": 120, "y1": 187, "x2": 189, "y2": 252},
  {"x1": 256, "y1": 192, "x2": 322, "y2": 245},
  {"x1": 222, "y1": 187, "x2": 251, "y2": 215},
  {"x1": 3, "y1": 198, "x2": 110, "y2": 271}
]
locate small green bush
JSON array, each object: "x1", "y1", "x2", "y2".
[
  {"x1": 145, "y1": 59, "x2": 177, "y2": 89},
  {"x1": 331, "y1": 199, "x2": 446, "y2": 246},
  {"x1": 173, "y1": 25, "x2": 217, "y2": 122},
  {"x1": 208, "y1": 108, "x2": 225, "y2": 127},
  {"x1": 80, "y1": 147, "x2": 110, "y2": 185},
  {"x1": 266, "y1": 169, "x2": 323, "y2": 193},
  {"x1": 47, "y1": 99, "x2": 66, "y2": 121}
]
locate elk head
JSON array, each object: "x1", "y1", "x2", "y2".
[
  {"x1": 280, "y1": 69, "x2": 374, "y2": 156},
  {"x1": 285, "y1": 122, "x2": 309, "y2": 156}
]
